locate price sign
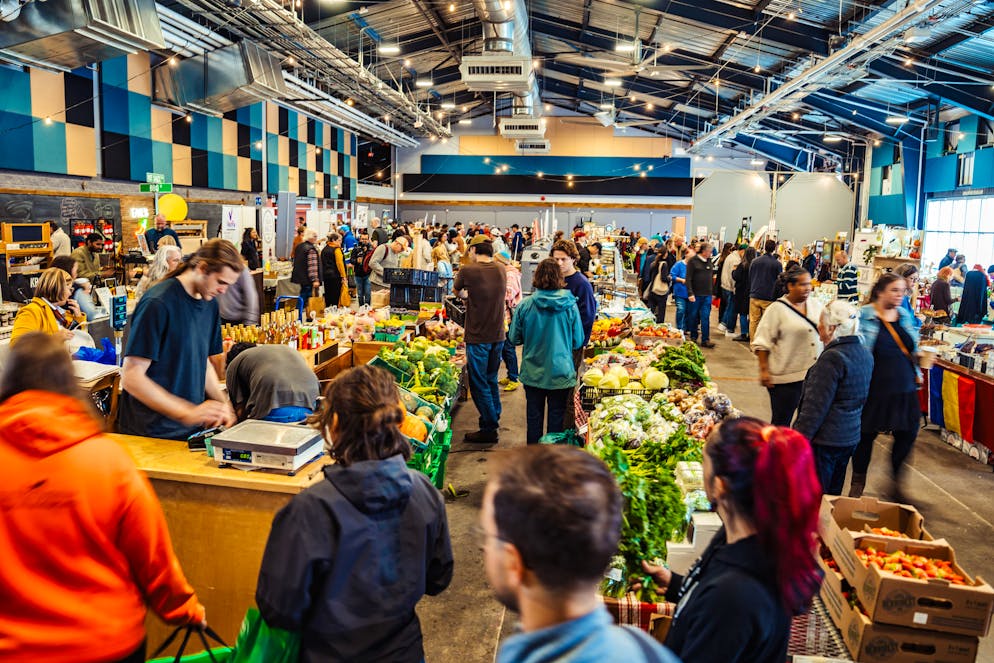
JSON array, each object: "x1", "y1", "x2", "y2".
[{"x1": 111, "y1": 295, "x2": 128, "y2": 331}]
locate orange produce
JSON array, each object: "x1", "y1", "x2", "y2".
[{"x1": 400, "y1": 412, "x2": 429, "y2": 443}]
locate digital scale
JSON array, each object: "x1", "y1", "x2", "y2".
[{"x1": 206, "y1": 420, "x2": 324, "y2": 475}]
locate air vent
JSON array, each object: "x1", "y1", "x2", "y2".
[
  {"x1": 460, "y1": 55, "x2": 533, "y2": 93},
  {"x1": 499, "y1": 117, "x2": 546, "y2": 139},
  {"x1": 515, "y1": 139, "x2": 550, "y2": 154}
]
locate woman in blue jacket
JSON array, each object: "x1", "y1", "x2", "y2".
[
  {"x1": 849, "y1": 273, "x2": 921, "y2": 501},
  {"x1": 508, "y1": 258, "x2": 585, "y2": 444}
]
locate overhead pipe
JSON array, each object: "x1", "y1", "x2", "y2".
[
  {"x1": 691, "y1": 0, "x2": 963, "y2": 150},
  {"x1": 470, "y1": 0, "x2": 541, "y2": 117}
]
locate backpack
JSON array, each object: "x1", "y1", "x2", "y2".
[{"x1": 353, "y1": 244, "x2": 374, "y2": 277}]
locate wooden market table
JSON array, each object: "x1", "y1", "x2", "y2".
[{"x1": 110, "y1": 433, "x2": 331, "y2": 656}]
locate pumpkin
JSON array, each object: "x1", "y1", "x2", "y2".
[{"x1": 400, "y1": 412, "x2": 429, "y2": 443}]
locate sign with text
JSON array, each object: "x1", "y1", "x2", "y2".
[
  {"x1": 146, "y1": 172, "x2": 165, "y2": 184},
  {"x1": 139, "y1": 183, "x2": 172, "y2": 193}
]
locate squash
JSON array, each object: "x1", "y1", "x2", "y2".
[{"x1": 400, "y1": 412, "x2": 429, "y2": 443}]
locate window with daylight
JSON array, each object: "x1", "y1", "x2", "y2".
[
  {"x1": 923, "y1": 196, "x2": 994, "y2": 270},
  {"x1": 958, "y1": 152, "x2": 974, "y2": 187}
]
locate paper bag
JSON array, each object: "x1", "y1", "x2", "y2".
[
  {"x1": 338, "y1": 287, "x2": 351, "y2": 307},
  {"x1": 307, "y1": 295, "x2": 325, "y2": 318}
]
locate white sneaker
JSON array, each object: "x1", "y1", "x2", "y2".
[{"x1": 717, "y1": 323, "x2": 727, "y2": 333}]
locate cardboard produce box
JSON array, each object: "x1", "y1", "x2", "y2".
[
  {"x1": 666, "y1": 511, "x2": 721, "y2": 574},
  {"x1": 819, "y1": 550, "x2": 979, "y2": 663},
  {"x1": 826, "y1": 534, "x2": 994, "y2": 637},
  {"x1": 820, "y1": 495, "x2": 933, "y2": 544}
]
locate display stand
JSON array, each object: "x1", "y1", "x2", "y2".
[
  {"x1": 171, "y1": 220, "x2": 208, "y2": 254},
  {"x1": 0, "y1": 222, "x2": 53, "y2": 301}
]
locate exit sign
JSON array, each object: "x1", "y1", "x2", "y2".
[
  {"x1": 146, "y1": 172, "x2": 165, "y2": 184},
  {"x1": 140, "y1": 183, "x2": 173, "y2": 193}
]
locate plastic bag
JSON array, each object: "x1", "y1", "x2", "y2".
[
  {"x1": 230, "y1": 607, "x2": 300, "y2": 663},
  {"x1": 538, "y1": 429, "x2": 584, "y2": 447},
  {"x1": 147, "y1": 625, "x2": 232, "y2": 663}
]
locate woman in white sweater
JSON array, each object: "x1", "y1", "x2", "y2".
[{"x1": 752, "y1": 266, "x2": 824, "y2": 425}]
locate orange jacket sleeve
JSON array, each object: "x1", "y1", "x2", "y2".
[
  {"x1": 335, "y1": 248, "x2": 346, "y2": 278},
  {"x1": 11, "y1": 302, "x2": 58, "y2": 345},
  {"x1": 115, "y1": 468, "x2": 205, "y2": 625}
]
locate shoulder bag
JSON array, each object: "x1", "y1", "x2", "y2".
[
  {"x1": 880, "y1": 317, "x2": 923, "y2": 387},
  {"x1": 774, "y1": 299, "x2": 819, "y2": 333}
]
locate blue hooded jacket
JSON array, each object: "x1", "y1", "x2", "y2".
[{"x1": 509, "y1": 288, "x2": 585, "y2": 390}]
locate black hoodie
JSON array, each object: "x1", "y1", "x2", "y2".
[
  {"x1": 664, "y1": 528, "x2": 791, "y2": 663},
  {"x1": 256, "y1": 455, "x2": 453, "y2": 662}
]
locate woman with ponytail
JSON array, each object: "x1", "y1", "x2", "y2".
[
  {"x1": 255, "y1": 365, "x2": 453, "y2": 662},
  {"x1": 643, "y1": 417, "x2": 822, "y2": 663}
]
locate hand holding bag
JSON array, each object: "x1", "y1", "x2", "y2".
[
  {"x1": 307, "y1": 296, "x2": 325, "y2": 318},
  {"x1": 147, "y1": 624, "x2": 232, "y2": 663}
]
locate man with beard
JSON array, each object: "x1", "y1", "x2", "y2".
[{"x1": 482, "y1": 445, "x2": 679, "y2": 663}]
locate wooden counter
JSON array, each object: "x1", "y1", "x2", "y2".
[{"x1": 110, "y1": 433, "x2": 330, "y2": 656}]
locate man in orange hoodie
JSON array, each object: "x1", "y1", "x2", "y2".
[{"x1": 0, "y1": 333, "x2": 205, "y2": 663}]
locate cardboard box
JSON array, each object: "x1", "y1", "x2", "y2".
[
  {"x1": 828, "y1": 534, "x2": 994, "y2": 637},
  {"x1": 666, "y1": 511, "x2": 721, "y2": 574},
  {"x1": 820, "y1": 495, "x2": 933, "y2": 544},
  {"x1": 819, "y1": 550, "x2": 980, "y2": 663}
]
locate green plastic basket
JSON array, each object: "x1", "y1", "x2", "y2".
[{"x1": 373, "y1": 331, "x2": 404, "y2": 342}]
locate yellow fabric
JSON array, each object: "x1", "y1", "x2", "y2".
[
  {"x1": 11, "y1": 299, "x2": 60, "y2": 345},
  {"x1": 941, "y1": 371, "x2": 962, "y2": 436}
]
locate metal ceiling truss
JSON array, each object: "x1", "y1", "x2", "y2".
[{"x1": 165, "y1": 0, "x2": 449, "y2": 140}]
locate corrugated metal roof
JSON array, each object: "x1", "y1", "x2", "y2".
[
  {"x1": 937, "y1": 29, "x2": 994, "y2": 71},
  {"x1": 853, "y1": 81, "x2": 930, "y2": 105}
]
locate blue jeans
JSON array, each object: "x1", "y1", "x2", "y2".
[
  {"x1": 812, "y1": 444, "x2": 857, "y2": 495},
  {"x1": 674, "y1": 297, "x2": 687, "y2": 330},
  {"x1": 73, "y1": 288, "x2": 99, "y2": 321},
  {"x1": 685, "y1": 295, "x2": 712, "y2": 342},
  {"x1": 466, "y1": 342, "x2": 503, "y2": 431},
  {"x1": 501, "y1": 340, "x2": 519, "y2": 382},
  {"x1": 720, "y1": 289, "x2": 737, "y2": 331},
  {"x1": 524, "y1": 385, "x2": 569, "y2": 444},
  {"x1": 738, "y1": 313, "x2": 748, "y2": 337},
  {"x1": 299, "y1": 283, "x2": 313, "y2": 300},
  {"x1": 354, "y1": 275, "x2": 371, "y2": 306}
]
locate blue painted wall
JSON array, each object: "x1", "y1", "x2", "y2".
[{"x1": 420, "y1": 154, "x2": 691, "y2": 178}]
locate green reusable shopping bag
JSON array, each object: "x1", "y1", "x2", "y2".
[
  {"x1": 229, "y1": 608, "x2": 300, "y2": 663},
  {"x1": 147, "y1": 625, "x2": 232, "y2": 663}
]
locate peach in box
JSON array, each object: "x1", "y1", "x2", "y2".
[{"x1": 819, "y1": 549, "x2": 980, "y2": 663}]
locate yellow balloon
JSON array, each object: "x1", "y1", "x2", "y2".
[{"x1": 158, "y1": 193, "x2": 188, "y2": 222}]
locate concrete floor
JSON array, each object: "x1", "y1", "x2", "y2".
[{"x1": 417, "y1": 309, "x2": 994, "y2": 661}]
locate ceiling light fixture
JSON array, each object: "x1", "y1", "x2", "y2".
[
  {"x1": 536, "y1": 172, "x2": 544, "y2": 178},
  {"x1": 823, "y1": 134, "x2": 843, "y2": 143},
  {"x1": 484, "y1": 157, "x2": 491, "y2": 164},
  {"x1": 286, "y1": 56, "x2": 295, "y2": 66},
  {"x1": 566, "y1": 174, "x2": 574, "y2": 181},
  {"x1": 502, "y1": 164, "x2": 510, "y2": 172},
  {"x1": 185, "y1": 114, "x2": 193, "y2": 123},
  {"x1": 448, "y1": 3, "x2": 455, "y2": 11},
  {"x1": 378, "y1": 42, "x2": 401, "y2": 55},
  {"x1": 43, "y1": 116, "x2": 52, "y2": 125},
  {"x1": 957, "y1": 132, "x2": 965, "y2": 140},
  {"x1": 754, "y1": 64, "x2": 761, "y2": 73},
  {"x1": 633, "y1": 164, "x2": 641, "y2": 171},
  {"x1": 645, "y1": 102, "x2": 654, "y2": 110},
  {"x1": 254, "y1": 141, "x2": 262, "y2": 149},
  {"x1": 169, "y1": 57, "x2": 177, "y2": 67},
  {"x1": 403, "y1": 59, "x2": 411, "y2": 67},
  {"x1": 750, "y1": 158, "x2": 764, "y2": 165},
  {"x1": 792, "y1": 112, "x2": 800, "y2": 120},
  {"x1": 662, "y1": 44, "x2": 672, "y2": 53},
  {"x1": 383, "y1": 115, "x2": 390, "y2": 122},
  {"x1": 416, "y1": 78, "x2": 433, "y2": 87},
  {"x1": 647, "y1": 165, "x2": 653, "y2": 171},
  {"x1": 615, "y1": 41, "x2": 636, "y2": 53},
  {"x1": 533, "y1": 59, "x2": 540, "y2": 69},
  {"x1": 604, "y1": 78, "x2": 623, "y2": 87},
  {"x1": 441, "y1": 101, "x2": 455, "y2": 109},
  {"x1": 567, "y1": 181, "x2": 574, "y2": 188},
  {"x1": 787, "y1": 11, "x2": 795, "y2": 20},
  {"x1": 544, "y1": 103, "x2": 551, "y2": 111},
  {"x1": 346, "y1": 98, "x2": 355, "y2": 106},
  {"x1": 885, "y1": 115, "x2": 909, "y2": 124},
  {"x1": 706, "y1": 155, "x2": 714, "y2": 161},
  {"x1": 904, "y1": 57, "x2": 914, "y2": 66},
  {"x1": 599, "y1": 103, "x2": 613, "y2": 110},
  {"x1": 458, "y1": 118, "x2": 471, "y2": 125},
  {"x1": 640, "y1": 171, "x2": 647, "y2": 178}
]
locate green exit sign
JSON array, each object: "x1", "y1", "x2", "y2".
[{"x1": 140, "y1": 183, "x2": 173, "y2": 193}]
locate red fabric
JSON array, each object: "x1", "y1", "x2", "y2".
[
  {"x1": 919, "y1": 376, "x2": 930, "y2": 414},
  {"x1": 957, "y1": 376, "x2": 976, "y2": 442},
  {"x1": 601, "y1": 594, "x2": 675, "y2": 631},
  {"x1": 974, "y1": 379, "x2": 994, "y2": 452}
]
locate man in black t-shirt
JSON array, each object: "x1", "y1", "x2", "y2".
[{"x1": 119, "y1": 239, "x2": 243, "y2": 440}]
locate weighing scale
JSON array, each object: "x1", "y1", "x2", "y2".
[{"x1": 207, "y1": 420, "x2": 324, "y2": 475}]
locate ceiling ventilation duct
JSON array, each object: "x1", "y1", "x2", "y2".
[
  {"x1": 464, "y1": 0, "x2": 542, "y2": 123},
  {"x1": 499, "y1": 117, "x2": 546, "y2": 139},
  {"x1": 155, "y1": 41, "x2": 288, "y2": 115},
  {"x1": 515, "y1": 139, "x2": 551, "y2": 154},
  {"x1": 0, "y1": 0, "x2": 165, "y2": 71}
]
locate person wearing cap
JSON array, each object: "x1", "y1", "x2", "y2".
[
  {"x1": 938, "y1": 247, "x2": 957, "y2": 271},
  {"x1": 495, "y1": 251, "x2": 522, "y2": 391},
  {"x1": 455, "y1": 235, "x2": 508, "y2": 444},
  {"x1": 340, "y1": 225, "x2": 357, "y2": 251}
]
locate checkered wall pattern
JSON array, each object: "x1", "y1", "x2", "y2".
[
  {"x1": 0, "y1": 53, "x2": 358, "y2": 199},
  {"x1": 0, "y1": 65, "x2": 98, "y2": 177}
]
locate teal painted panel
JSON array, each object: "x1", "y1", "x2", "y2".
[
  {"x1": 868, "y1": 194, "x2": 906, "y2": 226},
  {"x1": 0, "y1": 68, "x2": 31, "y2": 115},
  {"x1": 278, "y1": 165, "x2": 288, "y2": 192},
  {"x1": 958, "y1": 115, "x2": 979, "y2": 154},
  {"x1": 869, "y1": 167, "x2": 882, "y2": 196},
  {"x1": 872, "y1": 143, "x2": 897, "y2": 168},
  {"x1": 315, "y1": 122, "x2": 324, "y2": 147},
  {"x1": 287, "y1": 110, "x2": 298, "y2": 141},
  {"x1": 266, "y1": 133, "x2": 279, "y2": 164},
  {"x1": 223, "y1": 154, "x2": 238, "y2": 190},
  {"x1": 101, "y1": 57, "x2": 129, "y2": 89},
  {"x1": 32, "y1": 121, "x2": 67, "y2": 174},
  {"x1": 923, "y1": 154, "x2": 958, "y2": 193},
  {"x1": 891, "y1": 162, "x2": 904, "y2": 195},
  {"x1": 127, "y1": 91, "x2": 151, "y2": 139},
  {"x1": 927, "y1": 128, "x2": 945, "y2": 159},
  {"x1": 152, "y1": 140, "x2": 173, "y2": 181},
  {"x1": 205, "y1": 116, "x2": 222, "y2": 153},
  {"x1": 973, "y1": 148, "x2": 994, "y2": 189},
  {"x1": 297, "y1": 140, "x2": 306, "y2": 168}
]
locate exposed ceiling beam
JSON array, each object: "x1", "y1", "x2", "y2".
[
  {"x1": 868, "y1": 58, "x2": 994, "y2": 121},
  {"x1": 923, "y1": 14, "x2": 994, "y2": 56},
  {"x1": 711, "y1": 33, "x2": 739, "y2": 62}
]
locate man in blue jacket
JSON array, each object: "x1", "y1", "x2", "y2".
[
  {"x1": 748, "y1": 239, "x2": 783, "y2": 340},
  {"x1": 487, "y1": 445, "x2": 680, "y2": 663},
  {"x1": 552, "y1": 240, "x2": 597, "y2": 430}
]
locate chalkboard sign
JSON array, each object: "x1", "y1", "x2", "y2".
[
  {"x1": 0, "y1": 193, "x2": 120, "y2": 233},
  {"x1": 187, "y1": 202, "x2": 222, "y2": 239}
]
